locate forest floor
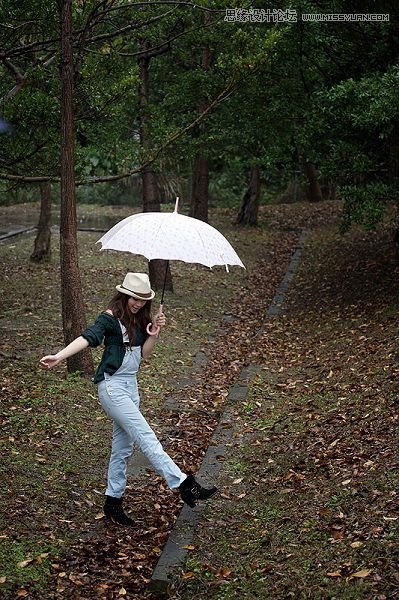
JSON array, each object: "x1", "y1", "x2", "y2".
[{"x1": 0, "y1": 200, "x2": 398, "y2": 599}]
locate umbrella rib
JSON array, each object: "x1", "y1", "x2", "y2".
[
  {"x1": 195, "y1": 224, "x2": 214, "y2": 267},
  {"x1": 147, "y1": 217, "x2": 173, "y2": 260},
  {"x1": 150, "y1": 218, "x2": 170, "y2": 260},
  {"x1": 128, "y1": 213, "x2": 168, "y2": 260}
]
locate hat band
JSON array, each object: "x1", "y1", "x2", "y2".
[{"x1": 120, "y1": 284, "x2": 152, "y2": 299}]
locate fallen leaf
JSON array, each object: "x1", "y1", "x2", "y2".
[
  {"x1": 182, "y1": 571, "x2": 195, "y2": 579},
  {"x1": 349, "y1": 568, "x2": 372, "y2": 579},
  {"x1": 327, "y1": 571, "x2": 342, "y2": 577},
  {"x1": 0, "y1": 577, "x2": 6, "y2": 584},
  {"x1": 119, "y1": 587, "x2": 127, "y2": 596},
  {"x1": 218, "y1": 567, "x2": 232, "y2": 577},
  {"x1": 350, "y1": 541, "x2": 363, "y2": 548},
  {"x1": 17, "y1": 559, "x2": 34, "y2": 568},
  {"x1": 183, "y1": 545, "x2": 195, "y2": 550}
]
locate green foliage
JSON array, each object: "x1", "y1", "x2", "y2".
[
  {"x1": 340, "y1": 183, "x2": 399, "y2": 231},
  {"x1": 1, "y1": 0, "x2": 398, "y2": 227}
]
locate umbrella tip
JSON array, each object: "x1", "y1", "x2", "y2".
[{"x1": 174, "y1": 197, "x2": 179, "y2": 213}]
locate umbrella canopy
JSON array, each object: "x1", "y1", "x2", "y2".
[{"x1": 97, "y1": 198, "x2": 245, "y2": 271}]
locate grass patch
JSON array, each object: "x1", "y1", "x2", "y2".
[{"x1": 0, "y1": 538, "x2": 61, "y2": 596}]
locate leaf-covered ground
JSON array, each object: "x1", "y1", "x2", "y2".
[
  {"x1": 0, "y1": 201, "x2": 299, "y2": 599},
  {"x1": 173, "y1": 210, "x2": 399, "y2": 599},
  {"x1": 1, "y1": 200, "x2": 397, "y2": 599}
]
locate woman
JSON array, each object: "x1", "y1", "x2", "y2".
[{"x1": 40, "y1": 272, "x2": 217, "y2": 526}]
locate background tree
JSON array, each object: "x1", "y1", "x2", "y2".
[
  {"x1": 59, "y1": 0, "x2": 93, "y2": 374},
  {"x1": 30, "y1": 181, "x2": 52, "y2": 261},
  {"x1": 1, "y1": 0, "x2": 399, "y2": 379}
]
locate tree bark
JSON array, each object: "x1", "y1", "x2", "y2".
[
  {"x1": 138, "y1": 40, "x2": 172, "y2": 292},
  {"x1": 303, "y1": 161, "x2": 323, "y2": 202},
  {"x1": 190, "y1": 156, "x2": 209, "y2": 223},
  {"x1": 235, "y1": 165, "x2": 261, "y2": 226},
  {"x1": 59, "y1": 0, "x2": 93, "y2": 375},
  {"x1": 30, "y1": 181, "x2": 52, "y2": 262}
]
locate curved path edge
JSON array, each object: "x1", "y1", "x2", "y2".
[{"x1": 149, "y1": 229, "x2": 309, "y2": 593}]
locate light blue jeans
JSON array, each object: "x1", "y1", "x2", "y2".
[{"x1": 98, "y1": 346, "x2": 186, "y2": 498}]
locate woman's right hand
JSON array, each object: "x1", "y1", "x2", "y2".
[
  {"x1": 40, "y1": 355, "x2": 62, "y2": 369},
  {"x1": 39, "y1": 336, "x2": 89, "y2": 370}
]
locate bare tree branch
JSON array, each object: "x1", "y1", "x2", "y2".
[
  {"x1": 91, "y1": 1, "x2": 225, "y2": 15},
  {"x1": 75, "y1": 0, "x2": 118, "y2": 75},
  {"x1": 1, "y1": 58, "x2": 26, "y2": 102},
  {"x1": 2, "y1": 38, "x2": 60, "y2": 59},
  {"x1": 116, "y1": 12, "x2": 223, "y2": 58},
  {"x1": 85, "y1": 8, "x2": 177, "y2": 44},
  {"x1": 0, "y1": 173, "x2": 56, "y2": 183}
]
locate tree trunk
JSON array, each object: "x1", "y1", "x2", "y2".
[
  {"x1": 30, "y1": 181, "x2": 52, "y2": 262},
  {"x1": 59, "y1": 0, "x2": 93, "y2": 375},
  {"x1": 190, "y1": 16, "x2": 210, "y2": 223},
  {"x1": 190, "y1": 156, "x2": 209, "y2": 222},
  {"x1": 235, "y1": 165, "x2": 261, "y2": 226},
  {"x1": 138, "y1": 41, "x2": 172, "y2": 292},
  {"x1": 303, "y1": 161, "x2": 323, "y2": 202},
  {"x1": 148, "y1": 259, "x2": 173, "y2": 295},
  {"x1": 142, "y1": 166, "x2": 160, "y2": 213}
]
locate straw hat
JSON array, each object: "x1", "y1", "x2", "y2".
[{"x1": 116, "y1": 273, "x2": 155, "y2": 300}]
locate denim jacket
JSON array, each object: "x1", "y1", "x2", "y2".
[{"x1": 81, "y1": 312, "x2": 146, "y2": 383}]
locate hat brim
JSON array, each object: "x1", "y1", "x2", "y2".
[{"x1": 116, "y1": 285, "x2": 155, "y2": 300}]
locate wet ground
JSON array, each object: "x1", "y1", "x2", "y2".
[{"x1": 0, "y1": 202, "x2": 136, "y2": 237}]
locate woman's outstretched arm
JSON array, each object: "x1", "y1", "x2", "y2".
[{"x1": 40, "y1": 336, "x2": 89, "y2": 369}]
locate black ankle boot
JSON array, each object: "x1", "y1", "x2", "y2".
[
  {"x1": 103, "y1": 495, "x2": 134, "y2": 526},
  {"x1": 179, "y1": 474, "x2": 217, "y2": 508}
]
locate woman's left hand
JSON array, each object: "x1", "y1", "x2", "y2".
[
  {"x1": 147, "y1": 305, "x2": 166, "y2": 337},
  {"x1": 153, "y1": 310, "x2": 166, "y2": 330}
]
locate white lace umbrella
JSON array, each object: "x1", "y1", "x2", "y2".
[
  {"x1": 98, "y1": 198, "x2": 244, "y2": 270},
  {"x1": 97, "y1": 198, "x2": 245, "y2": 334}
]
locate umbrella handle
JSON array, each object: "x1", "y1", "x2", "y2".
[{"x1": 146, "y1": 304, "x2": 163, "y2": 337}]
